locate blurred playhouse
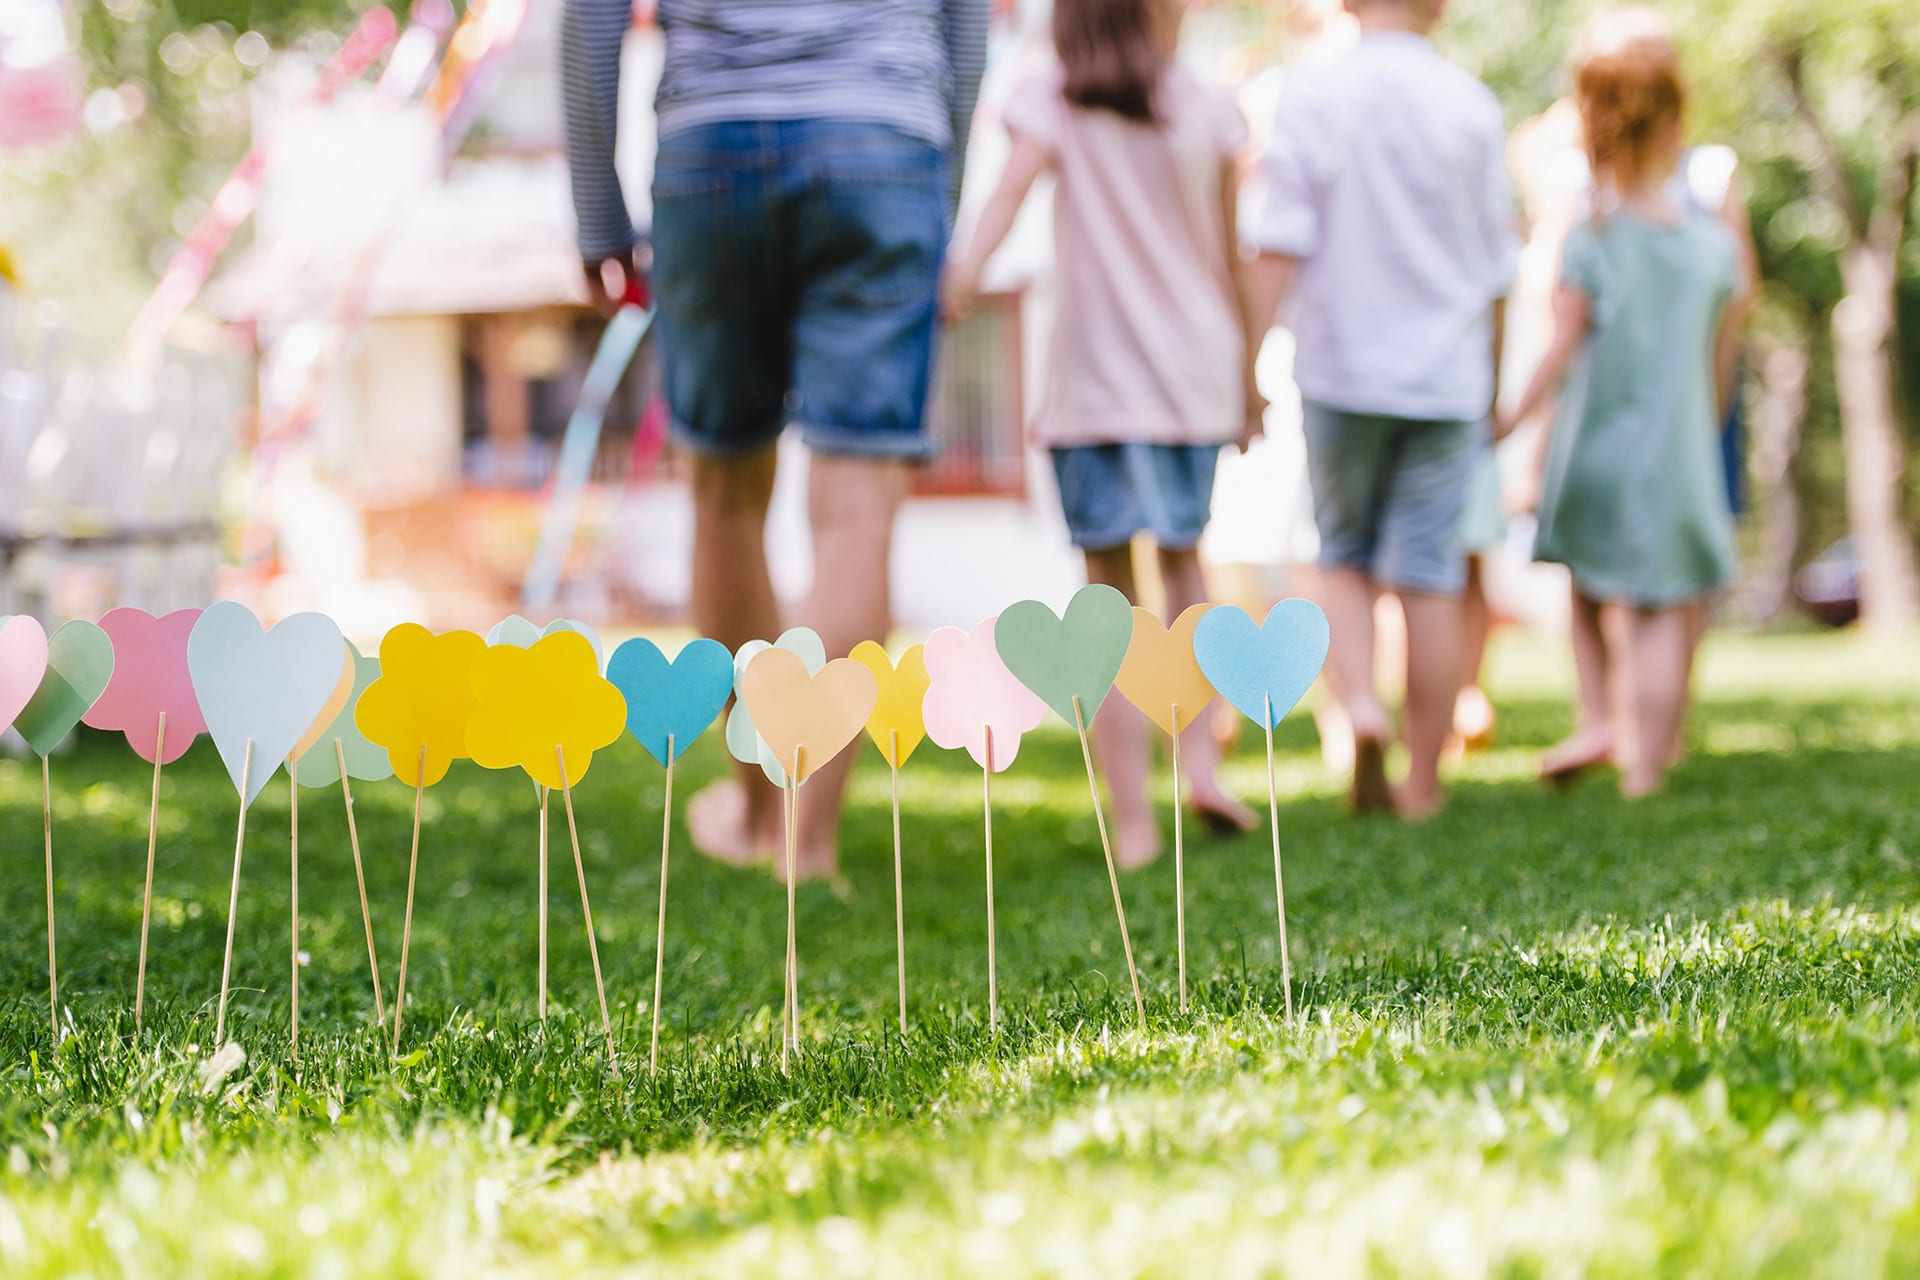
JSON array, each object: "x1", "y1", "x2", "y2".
[{"x1": 205, "y1": 0, "x2": 1077, "y2": 637}]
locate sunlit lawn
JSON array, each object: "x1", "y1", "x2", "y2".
[{"x1": 0, "y1": 628, "x2": 1916, "y2": 1276}]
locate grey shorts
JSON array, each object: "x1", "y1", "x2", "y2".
[{"x1": 1302, "y1": 401, "x2": 1479, "y2": 596}]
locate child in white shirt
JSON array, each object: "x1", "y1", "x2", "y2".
[{"x1": 1250, "y1": 0, "x2": 1518, "y2": 818}]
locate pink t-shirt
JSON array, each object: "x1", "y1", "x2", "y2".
[{"x1": 1003, "y1": 62, "x2": 1249, "y2": 447}]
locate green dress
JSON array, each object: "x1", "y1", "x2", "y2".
[{"x1": 1534, "y1": 211, "x2": 1737, "y2": 607}]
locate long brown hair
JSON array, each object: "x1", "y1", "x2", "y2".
[
  {"x1": 1574, "y1": 11, "x2": 1686, "y2": 190},
  {"x1": 1053, "y1": 0, "x2": 1166, "y2": 124}
]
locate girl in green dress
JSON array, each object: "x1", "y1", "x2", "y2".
[{"x1": 1497, "y1": 33, "x2": 1741, "y2": 798}]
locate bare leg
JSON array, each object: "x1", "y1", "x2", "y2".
[
  {"x1": 1618, "y1": 604, "x2": 1690, "y2": 797},
  {"x1": 686, "y1": 447, "x2": 785, "y2": 863},
  {"x1": 1294, "y1": 562, "x2": 1354, "y2": 771},
  {"x1": 1160, "y1": 547, "x2": 1256, "y2": 833},
  {"x1": 1673, "y1": 597, "x2": 1709, "y2": 764},
  {"x1": 1085, "y1": 545, "x2": 1161, "y2": 867},
  {"x1": 1453, "y1": 556, "x2": 1496, "y2": 748},
  {"x1": 1541, "y1": 585, "x2": 1614, "y2": 781},
  {"x1": 791, "y1": 454, "x2": 913, "y2": 878},
  {"x1": 1394, "y1": 589, "x2": 1463, "y2": 818},
  {"x1": 1320, "y1": 566, "x2": 1393, "y2": 811}
]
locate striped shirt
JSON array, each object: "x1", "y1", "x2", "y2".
[{"x1": 562, "y1": 0, "x2": 988, "y2": 260}]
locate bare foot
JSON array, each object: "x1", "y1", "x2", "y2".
[
  {"x1": 1540, "y1": 730, "x2": 1613, "y2": 787},
  {"x1": 1392, "y1": 780, "x2": 1444, "y2": 820},
  {"x1": 1113, "y1": 813, "x2": 1163, "y2": 870},
  {"x1": 1453, "y1": 685, "x2": 1497, "y2": 752},
  {"x1": 1620, "y1": 767, "x2": 1664, "y2": 800},
  {"x1": 1349, "y1": 734, "x2": 1394, "y2": 815},
  {"x1": 1190, "y1": 785, "x2": 1258, "y2": 836},
  {"x1": 687, "y1": 782, "x2": 780, "y2": 866},
  {"x1": 774, "y1": 838, "x2": 840, "y2": 885}
]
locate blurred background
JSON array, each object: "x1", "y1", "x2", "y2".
[{"x1": 1, "y1": 0, "x2": 1915, "y2": 641}]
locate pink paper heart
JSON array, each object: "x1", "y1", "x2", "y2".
[
  {"x1": 922, "y1": 617, "x2": 1047, "y2": 773},
  {"x1": 83, "y1": 608, "x2": 207, "y2": 764},
  {"x1": 0, "y1": 615, "x2": 50, "y2": 736}
]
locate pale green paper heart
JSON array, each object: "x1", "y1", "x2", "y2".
[
  {"x1": 993, "y1": 583, "x2": 1134, "y2": 726},
  {"x1": 16, "y1": 620, "x2": 115, "y2": 757}
]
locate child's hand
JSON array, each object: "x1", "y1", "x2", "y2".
[
  {"x1": 940, "y1": 261, "x2": 982, "y2": 323},
  {"x1": 1490, "y1": 409, "x2": 1516, "y2": 442}
]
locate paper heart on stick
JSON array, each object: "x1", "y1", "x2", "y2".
[
  {"x1": 736, "y1": 648, "x2": 877, "y2": 786},
  {"x1": 923, "y1": 618, "x2": 1047, "y2": 772},
  {"x1": 1192, "y1": 599, "x2": 1330, "y2": 729},
  {"x1": 994, "y1": 583, "x2": 1134, "y2": 727},
  {"x1": 486, "y1": 615, "x2": 605, "y2": 672},
  {"x1": 0, "y1": 615, "x2": 50, "y2": 735},
  {"x1": 295, "y1": 641, "x2": 394, "y2": 787},
  {"x1": 290, "y1": 645, "x2": 357, "y2": 765},
  {"x1": 606, "y1": 636, "x2": 733, "y2": 767},
  {"x1": 850, "y1": 641, "x2": 930, "y2": 769},
  {"x1": 355, "y1": 623, "x2": 488, "y2": 788},
  {"x1": 1115, "y1": 604, "x2": 1218, "y2": 736},
  {"x1": 15, "y1": 619, "x2": 115, "y2": 757},
  {"x1": 189, "y1": 603, "x2": 351, "y2": 806},
  {"x1": 726, "y1": 628, "x2": 827, "y2": 785},
  {"x1": 84, "y1": 608, "x2": 207, "y2": 764}
]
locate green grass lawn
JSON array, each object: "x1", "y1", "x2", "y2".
[{"x1": 0, "y1": 628, "x2": 1917, "y2": 1276}]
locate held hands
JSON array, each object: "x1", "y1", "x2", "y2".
[{"x1": 1237, "y1": 386, "x2": 1269, "y2": 453}]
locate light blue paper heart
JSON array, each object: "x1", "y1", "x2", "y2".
[
  {"x1": 486, "y1": 615, "x2": 605, "y2": 672},
  {"x1": 1192, "y1": 599, "x2": 1330, "y2": 730},
  {"x1": 993, "y1": 583, "x2": 1134, "y2": 726},
  {"x1": 188, "y1": 602, "x2": 349, "y2": 807},
  {"x1": 606, "y1": 636, "x2": 733, "y2": 767},
  {"x1": 294, "y1": 640, "x2": 394, "y2": 788},
  {"x1": 726, "y1": 628, "x2": 826, "y2": 786}
]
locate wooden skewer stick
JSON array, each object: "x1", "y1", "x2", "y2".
[
  {"x1": 538, "y1": 785, "x2": 549, "y2": 1024},
  {"x1": 42, "y1": 754, "x2": 57, "y2": 1041},
  {"x1": 136, "y1": 712, "x2": 166, "y2": 1038},
  {"x1": 289, "y1": 756, "x2": 301, "y2": 1065},
  {"x1": 649, "y1": 734, "x2": 675, "y2": 1074},
  {"x1": 890, "y1": 729, "x2": 907, "y2": 1037},
  {"x1": 1172, "y1": 702, "x2": 1187, "y2": 1014},
  {"x1": 784, "y1": 747, "x2": 803, "y2": 1065},
  {"x1": 1263, "y1": 695, "x2": 1294, "y2": 1024},
  {"x1": 983, "y1": 724, "x2": 998, "y2": 1034},
  {"x1": 391, "y1": 744, "x2": 425, "y2": 1055},
  {"x1": 214, "y1": 739, "x2": 253, "y2": 1047},
  {"x1": 1071, "y1": 696, "x2": 1146, "y2": 1025},
  {"x1": 337, "y1": 739, "x2": 385, "y2": 1025},
  {"x1": 557, "y1": 746, "x2": 619, "y2": 1076}
]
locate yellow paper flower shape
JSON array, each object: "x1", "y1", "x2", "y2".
[
  {"x1": 356, "y1": 625, "x2": 488, "y2": 787},
  {"x1": 466, "y1": 631, "x2": 626, "y2": 789}
]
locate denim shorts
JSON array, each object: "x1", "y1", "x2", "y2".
[
  {"x1": 1301, "y1": 401, "x2": 1478, "y2": 596},
  {"x1": 650, "y1": 120, "x2": 948, "y2": 459},
  {"x1": 1050, "y1": 443, "x2": 1221, "y2": 552}
]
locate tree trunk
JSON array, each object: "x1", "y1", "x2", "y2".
[
  {"x1": 1736, "y1": 333, "x2": 1808, "y2": 624},
  {"x1": 1832, "y1": 242, "x2": 1919, "y2": 629}
]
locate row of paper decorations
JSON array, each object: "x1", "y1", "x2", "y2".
[{"x1": 0, "y1": 589, "x2": 1328, "y2": 1074}]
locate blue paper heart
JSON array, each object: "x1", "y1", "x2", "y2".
[
  {"x1": 606, "y1": 636, "x2": 734, "y2": 767},
  {"x1": 187, "y1": 602, "x2": 349, "y2": 806},
  {"x1": 1192, "y1": 599, "x2": 1330, "y2": 730}
]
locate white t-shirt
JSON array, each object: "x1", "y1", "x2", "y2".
[
  {"x1": 1004, "y1": 61, "x2": 1249, "y2": 446},
  {"x1": 1253, "y1": 32, "x2": 1519, "y2": 423}
]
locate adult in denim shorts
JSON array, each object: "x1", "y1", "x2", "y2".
[{"x1": 564, "y1": 0, "x2": 987, "y2": 874}]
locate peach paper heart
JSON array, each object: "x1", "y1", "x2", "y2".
[
  {"x1": 737, "y1": 648, "x2": 878, "y2": 785},
  {"x1": 1115, "y1": 604, "x2": 1218, "y2": 736}
]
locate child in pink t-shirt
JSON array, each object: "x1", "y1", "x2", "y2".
[{"x1": 944, "y1": 0, "x2": 1261, "y2": 863}]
